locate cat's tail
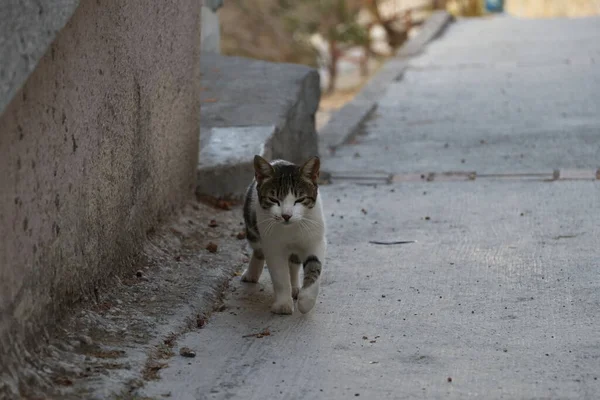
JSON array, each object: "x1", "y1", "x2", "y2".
[{"x1": 297, "y1": 255, "x2": 322, "y2": 314}]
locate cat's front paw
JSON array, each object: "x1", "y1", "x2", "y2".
[
  {"x1": 241, "y1": 269, "x2": 260, "y2": 283},
  {"x1": 271, "y1": 298, "x2": 294, "y2": 315},
  {"x1": 297, "y1": 290, "x2": 317, "y2": 314}
]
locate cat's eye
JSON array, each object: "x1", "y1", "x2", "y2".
[
  {"x1": 268, "y1": 197, "x2": 280, "y2": 205},
  {"x1": 294, "y1": 197, "x2": 306, "y2": 204}
]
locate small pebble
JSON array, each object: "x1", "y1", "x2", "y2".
[
  {"x1": 78, "y1": 335, "x2": 93, "y2": 346},
  {"x1": 179, "y1": 347, "x2": 196, "y2": 358}
]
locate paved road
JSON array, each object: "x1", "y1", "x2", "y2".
[
  {"x1": 323, "y1": 16, "x2": 600, "y2": 175},
  {"x1": 142, "y1": 16, "x2": 600, "y2": 400}
]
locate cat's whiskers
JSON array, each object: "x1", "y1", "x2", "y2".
[
  {"x1": 257, "y1": 218, "x2": 277, "y2": 237},
  {"x1": 300, "y1": 218, "x2": 324, "y2": 230},
  {"x1": 296, "y1": 220, "x2": 308, "y2": 239}
]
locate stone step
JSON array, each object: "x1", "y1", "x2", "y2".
[
  {"x1": 197, "y1": 125, "x2": 274, "y2": 198},
  {"x1": 196, "y1": 53, "x2": 321, "y2": 198}
]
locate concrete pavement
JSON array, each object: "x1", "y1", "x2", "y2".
[
  {"x1": 141, "y1": 15, "x2": 600, "y2": 400},
  {"x1": 323, "y1": 15, "x2": 600, "y2": 175}
]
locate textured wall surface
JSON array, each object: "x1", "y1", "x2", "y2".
[
  {"x1": 0, "y1": 0, "x2": 80, "y2": 114},
  {"x1": 0, "y1": 0, "x2": 201, "y2": 393}
]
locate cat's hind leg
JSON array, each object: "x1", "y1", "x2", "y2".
[{"x1": 241, "y1": 247, "x2": 265, "y2": 283}]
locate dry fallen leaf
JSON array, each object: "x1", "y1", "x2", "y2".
[
  {"x1": 206, "y1": 242, "x2": 218, "y2": 253},
  {"x1": 243, "y1": 328, "x2": 271, "y2": 338}
]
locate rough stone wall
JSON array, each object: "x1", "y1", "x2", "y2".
[{"x1": 0, "y1": 0, "x2": 201, "y2": 393}]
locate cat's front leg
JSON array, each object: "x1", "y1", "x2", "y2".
[
  {"x1": 265, "y1": 252, "x2": 294, "y2": 315},
  {"x1": 241, "y1": 248, "x2": 265, "y2": 283},
  {"x1": 289, "y1": 254, "x2": 302, "y2": 299},
  {"x1": 297, "y1": 240, "x2": 326, "y2": 314}
]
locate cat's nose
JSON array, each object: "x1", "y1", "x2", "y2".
[{"x1": 282, "y1": 214, "x2": 292, "y2": 221}]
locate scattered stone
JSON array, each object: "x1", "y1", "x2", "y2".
[
  {"x1": 236, "y1": 231, "x2": 246, "y2": 240},
  {"x1": 216, "y1": 199, "x2": 234, "y2": 210},
  {"x1": 179, "y1": 347, "x2": 196, "y2": 358},
  {"x1": 136, "y1": 270, "x2": 143, "y2": 278},
  {"x1": 54, "y1": 376, "x2": 73, "y2": 386},
  {"x1": 78, "y1": 335, "x2": 93, "y2": 346},
  {"x1": 57, "y1": 343, "x2": 75, "y2": 352},
  {"x1": 447, "y1": 377, "x2": 452, "y2": 383},
  {"x1": 206, "y1": 242, "x2": 218, "y2": 253},
  {"x1": 209, "y1": 219, "x2": 219, "y2": 227}
]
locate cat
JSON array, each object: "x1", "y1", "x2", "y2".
[{"x1": 242, "y1": 155, "x2": 326, "y2": 315}]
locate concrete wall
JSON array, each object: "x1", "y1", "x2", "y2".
[
  {"x1": 0, "y1": 0, "x2": 80, "y2": 115},
  {"x1": 0, "y1": 0, "x2": 201, "y2": 389}
]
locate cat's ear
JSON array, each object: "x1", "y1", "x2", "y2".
[
  {"x1": 300, "y1": 156, "x2": 320, "y2": 184},
  {"x1": 254, "y1": 155, "x2": 274, "y2": 183}
]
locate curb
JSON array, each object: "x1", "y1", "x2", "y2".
[{"x1": 318, "y1": 11, "x2": 454, "y2": 156}]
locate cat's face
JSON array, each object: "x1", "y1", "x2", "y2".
[{"x1": 253, "y1": 156, "x2": 320, "y2": 225}]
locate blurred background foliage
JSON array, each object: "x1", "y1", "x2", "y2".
[{"x1": 218, "y1": 0, "x2": 600, "y2": 116}]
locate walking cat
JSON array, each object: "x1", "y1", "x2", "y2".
[{"x1": 242, "y1": 155, "x2": 326, "y2": 314}]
